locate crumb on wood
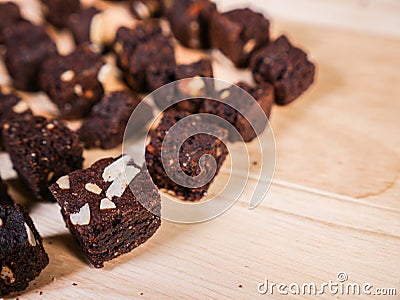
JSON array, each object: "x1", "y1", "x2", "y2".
[
  {"x1": 239, "y1": 284, "x2": 243, "y2": 288},
  {"x1": 140, "y1": 292, "x2": 144, "y2": 295},
  {"x1": 40, "y1": 291, "x2": 43, "y2": 295},
  {"x1": 72, "y1": 283, "x2": 78, "y2": 286},
  {"x1": 253, "y1": 161, "x2": 257, "y2": 165}
]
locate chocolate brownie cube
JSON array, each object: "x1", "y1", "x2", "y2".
[
  {"x1": 40, "y1": 0, "x2": 80, "y2": 28},
  {"x1": 0, "y1": 2, "x2": 23, "y2": 44},
  {"x1": 67, "y1": 6, "x2": 100, "y2": 45},
  {"x1": 49, "y1": 156, "x2": 161, "y2": 268},
  {"x1": 210, "y1": 8, "x2": 270, "y2": 68},
  {"x1": 200, "y1": 81, "x2": 274, "y2": 142},
  {"x1": 250, "y1": 35, "x2": 316, "y2": 105},
  {"x1": 167, "y1": 0, "x2": 216, "y2": 49},
  {"x1": 2, "y1": 115, "x2": 83, "y2": 201},
  {"x1": 39, "y1": 45, "x2": 105, "y2": 119},
  {"x1": 3, "y1": 22, "x2": 57, "y2": 91},
  {"x1": 0, "y1": 201, "x2": 49, "y2": 296},
  {"x1": 0, "y1": 91, "x2": 32, "y2": 149},
  {"x1": 146, "y1": 110, "x2": 229, "y2": 201},
  {"x1": 78, "y1": 91, "x2": 153, "y2": 149},
  {"x1": 130, "y1": 0, "x2": 163, "y2": 19}
]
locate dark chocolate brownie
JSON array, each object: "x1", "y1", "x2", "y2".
[
  {"x1": 200, "y1": 81, "x2": 274, "y2": 142},
  {"x1": 78, "y1": 91, "x2": 153, "y2": 149},
  {"x1": 250, "y1": 35, "x2": 316, "y2": 105},
  {"x1": 0, "y1": 91, "x2": 32, "y2": 149},
  {"x1": 67, "y1": 6, "x2": 100, "y2": 45},
  {"x1": 40, "y1": 0, "x2": 80, "y2": 28},
  {"x1": 3, "y1": 22, "x2": 57, "y2": 91},
  {"x1": 0, "y1": 2, "x2": 23, "y2": 44},
  {"x1": 49, "y1": 156, "x2": 161, "y2": 268},
  {"x1": 113, "y1": 21, "x2": 176, "y2": 92},
  {"x1": 130, "y1": 0, "x2": 163, "y2": 19},
  {"x1": 146, "y1": 110, "x2": 229, "y2": 201},
  {"x1": 0, "y1": 202, "x2": 49, "y2": 296},
  {"x1": 2, "y1": 115, "x2": 83, "y2": 201},
  {"x1": 39, "y1": 44, "x2": 105, "y2": 119},
  {"x1": 153, "y1": 58, "x2": 214, "y2": 112},
  {"x1": 167, "y1": 0, "x2": 216, "y2": 49},
  {"x1": 210, "y1": 8, "x2": 270, "y2": 68}
]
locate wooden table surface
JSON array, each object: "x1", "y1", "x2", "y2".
[{"x1": 0, "y1": 0, "x2": 399, "y2": 299}]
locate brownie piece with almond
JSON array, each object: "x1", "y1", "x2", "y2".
[
  {"x1": 67, "y1": 6, "x2": 100, "y2": 45},
  {"x1": 250, "y1": 35, "x2": 315, "y2": 105},
  {"x1": 78, "y1": 91, "x2": 153, "y2": 149},
  {"x1": 2, "y1": 115, "x2": 83, "y2": 201},
  {"x1": 0, "y1": 185, "x2": 49, "y2": 296},
  {"x1": 3, "y1": 22, "x2": 57, "y2": 91},
  {"x1": 146, "y1": 110, "x2": 229, "y2": 201},
  {"x1": 39, "y1": 44, "x2": 105, "y2": 119},
  {"x1": 40, "y1": 0, "x2": 80, "y2": 28},
  {"x1": 210, "y1": 8, "x2": 270, "y2": 68},
  {"x1": 49, "y1": 156, "x2": 161, "y2": 268}
]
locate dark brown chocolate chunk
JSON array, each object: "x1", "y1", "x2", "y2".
[
  {"x1": 146, "y1": 110, "x2": 228, "y2": 201},
  {"x1": 40, "y1": 0, "x2": 80, "y2": 28},
  {"x1": 0, "y1": 2, "x2": 23, "y2": 44},
  {"x1": 200, "y1": 81, "x2": 274, "y2": 142},
  {"x1": 167, "y1": 0, "x2": 216, "y2": 49},
  {"x1": 250, "y1": 35, "x2": 316, "y2": 105},
  {"x1": 0, "y1": 199, "x2": 49, "y2": 296},
  {"x1": 39, "y1": 44, "x2": 105, "y2": 119},
  {"x1": 67, "y1": 6, "x2": 100, "y2": 45},
  {"x1": 210, "y1": 8, "x2": 270, "y2": 68},
  {"x1": 3, "y1": 22, "x2": 57, "y2": 91},
  {"x1": 49, "y1": 156, "x2": 161, "y2": 268},
  {"x1": 78, "y1": 91, "x2": 153, "y2": 149},
  {"x1": 1, "y1": 115, "x2": 83, "y2": 201}
]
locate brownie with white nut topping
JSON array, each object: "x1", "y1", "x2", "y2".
[
  {"x1": 0, "y1": 183, "x2": 49, "y2": 296},
  {"x1": 49, "y1": 156, "x2": 161, "y2": 268},
  {"x1": 1, "y1": 115, "x2": 83, "y2": 201},
  {"x1": 39, "y1": 44, "x2": 105, "y2": 119}
]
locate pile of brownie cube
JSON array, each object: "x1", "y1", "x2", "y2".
[{"x1": 0, "y1": 0, "x2": 315, "y2": 296}]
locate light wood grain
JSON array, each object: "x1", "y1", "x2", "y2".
[{"x1": 0, "y1": 0, "x2": 399, "y2": 299}]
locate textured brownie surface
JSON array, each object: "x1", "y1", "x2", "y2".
[
  {"x1": 250, "y1": 35, "x2": 315, "y2": 105},
  {"x1": 67, "y1": 6, "x2": 100, "y2": 45},
  {"x1": 0, "y1": 2, "x2": 23, "y2": 44},
  {"x1": 78, "y1": 91, "x2": 153, "y2": 149},
  {"x1": 3, "y1": 22, "x2": 57, "y2": 91},
  {"x1": 200, "y1": 81, "x2": 274, "y2": 142},
  {"x1": 167, "y1": 0, "x2": 216, "y2": 49},
  {"x1": 0, "y1": 202, "x2": 49, "y2": 296},
  {"x1": 40, "y1": 0, "x2": 80, "y2": 28},
  {"x1": 49, "y1": 156, "x2": 161, "y2": 268},
  {"x1": 146, "y1": 110, "x2": 229, "y2": 201},
  {"x1": 39, "y1": 44, "x2": 105, "y2": 119},
  {"x1": 2, "y1": 115, "x2": 83, "y2": 201},
  {"x1": 210, "y1": 8, "x2": 270, "y2": 68},
  {"x1": 113, "y1": 21, "x2": 175, "y2": 92}
]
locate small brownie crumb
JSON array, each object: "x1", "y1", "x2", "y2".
[
  {"x1": 40, "y1": 0, "x2": 80, "y2": 28},
  {"x1": 39, "y1": 44, "x2": 105, "y2": 119},
  {"x1": 113, "y1": 21, "x2": 175, "y2": 92},
  {"x1": 200, "y1": 81, "x2": 274, "y2": 142},
  {"x1": 167, "y1": 0, "x2": 216, "y2": 49},
  {"x1": 250, "y1": 35, "x2": 315, "y2": 105},
  {"x1": 146, "y1": 110, "x2": 229, "y2": 201},
  {"x1": 0, "y1": 186, "x2": 49, "y2": 296},
  {"x1": 0, "y1": 2, "x2": 23, "y2": 44},
  {"x1": 78, "y1": 91, "x2": 153, "y2": 149},
  {"x1": 2, "y1": 115, "x2": 83, "y2": 201},
  {"x1": 0, "y1": 91, "x2": 32, "y2": 149},
  {"x1": 67, "y1": 7, "x2": 100, "y2": 45},
  {"x1": 210, "y1": 8, "x2": 270, "y2": 68},
  {"x1": 3, "y1": 22, "x2": 57, "y2": 91},
  {"x1": 49, "y1": 156, "x2": 161, "y2": 268},
  {"x1": 130, "y1": 0, "x2": 163, "y2": 20}
]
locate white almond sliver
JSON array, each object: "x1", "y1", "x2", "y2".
[
  {"x1": 12, "y1": 101, "x2": 30, "y2": 113},
  {"x1": 102, "y1": 155, "x2": 132, "y2": 182},
  {"x1": 24, "y1": 223, "x2": 37, "y2": 246},
  {"x1": 100, "y1": 198, "x2": 116, "y2": 210},
  {"x1": 106, "y1": 166, "x2": 139, "y2": 199},
  {"x1": 70, "y1": 203, "x2": 91, "y2": 226},
  {"x1": 56, "y1": 175, "x2": 70, "y2": 190},
  {"x1": 85, "y1": 183, "x2": 102, "y2": 195}
]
